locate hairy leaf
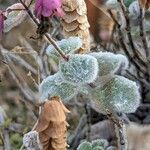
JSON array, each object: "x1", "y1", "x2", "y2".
[
  {"x1": 39, "y1": 73, "x2": 77, "y2": 102},
  {"x1": 60, "y1": 54, "x2": 98, "y2": 85},
  {"x1": 90, "y1": 76, "x2": 140, "y2": 113},
  {"x1": 46, "y1": 37, "x2": 82, "y2": 57},
  {"x1": 90, "y1": 52, "x2": 128, "y2": 77}
]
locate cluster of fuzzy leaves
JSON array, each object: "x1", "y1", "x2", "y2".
[
  {"x1": 77, "y1": 139, "x2": 109, "y2": 150},
  {"x1": 40, "y1": 37, "x2": 140, "y2": 113}
]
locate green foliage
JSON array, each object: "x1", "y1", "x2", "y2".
[
  {"x1": 77, "y1": 139, "x2": 109, "y2": 150},
  {"x1": 77, "y1": 141, "x2": 92, "y2": 150},
  {"x1": 46, "y1": 37, "x2": 82, "y2": 57},
  {"x1": 90, "y1": 52, "x2": 128, "y2": 77},
  {"x1": 92, "y1": 139, "x2": 109, "y2": 148},
  {"x1": 39, "y1": 73, "x2": 77, "y2": 102},
  {"x1": 90, "y1": 76, "x2": 140, "y2": 113},
  {"x1": 60, "y1": 54, "x2": 98, "y2": 85},
  {"x1": 10, "y1": 133, "x2": 22, "y2": 150}
]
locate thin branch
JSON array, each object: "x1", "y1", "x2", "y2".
[
  {"x1": 117, "y1": 0, "x2": 147, "y2": 67},
  {"x1": 139, "y1": 9, "x2": 149, "y2": 57},
  {"x1": 2, "y1": 49, "x2": 37, "y2": 75},
  {"x1": 105, "y1": 110, "x2": 128, "y2": 150},
  {"x1": 19, "y1": 0, "x2": 68, "y2": 61},
  {"x1": 108, "y1": 9, "x2": 148, "y2": 76}
]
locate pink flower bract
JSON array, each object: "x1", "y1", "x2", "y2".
[
  {"x1": 34, "y1": 0, "x2": 64, "y2": 19},
  {"x1": 0, "y1": 11, "x2": 5, "y2": 38}
]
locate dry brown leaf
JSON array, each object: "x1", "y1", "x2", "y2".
[
  {"x1": 62, "y1": 0, "x2": 90, "y2": 53},
  {"x1": 35, "y1": 96, "x2": 69, "y2": 150},
  {"x1": 139, "y1": 0, "x2": 150, "y2": 9}
]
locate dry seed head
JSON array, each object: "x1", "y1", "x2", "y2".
[{"x1": 61, "y1": 0, "x2": 90, "y2": 53}]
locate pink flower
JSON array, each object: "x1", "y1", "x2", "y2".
[
  {"x1": 34, "y1": 0, "x2": 64, "y2": 19},
  {"x1": 0, "y1": 11, "x2": 5, "y2": 38}
]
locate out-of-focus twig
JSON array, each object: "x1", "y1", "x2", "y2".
[
  {"x1": 108, "y1": 9, "x2": 148, "y2": 77},
  {"x1": 105, "y1": 110, "x2": 127, "y2": 150},
  {"x1": 2, "y1": 49, "x2": 37, "y2": 75},
  {"x1": 139, "y1": 8, "x2": 149, "y2": 57},
  {"x1": 117, "y1": 0, "x2": 147, "y2": 67}
]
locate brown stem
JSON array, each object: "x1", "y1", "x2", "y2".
[{"x1": 19, "y1": 0, "x2": 68, "y2": 61}]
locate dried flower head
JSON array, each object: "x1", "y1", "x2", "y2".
[{"x1": 34, "y1": 0, "x2": 64, "y2": 19}]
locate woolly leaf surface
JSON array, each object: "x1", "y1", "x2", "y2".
[
  {"x1": 60, "y1": 54, "x2": 98, "y2": 85},
  {"x1": 92, "y1": 139, "x2": 109, "y2": 149},
  {"x1": 92, "y1": 146, "x2": 104, "y2": 150},
  {"x1": 46, "y1": 37, "x2": 82, "y2": 57},
  {"x1": 90, "y1": 52, "x2": 128, "y2": 77},
  {"x1": 39, "y1": 73, "x2": 77, "y2": 102},
  {"x1": 90, "y1": 76, "x2": 140, "y2": 113},
  {"x1": 77, "y1": 141, "x2": 92, "y2": 150}
]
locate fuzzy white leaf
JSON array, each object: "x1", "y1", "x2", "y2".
[
  {"x1": 60, "y1": 54, "x2": 99, "y2": 85},
  {"x1": 46, "y1": 37, "x2": 82, "y2": 57},
  {"x1": 39, "y1": 73, "x2": 77, "y2": 102},
  {"x1": 23, "y1": 131, "x2": 42, "y2": 150},
  {"x1": 90, "y1": 52, "x2": 128, "y2": 77},
  {"x1": 90, "y1": 76, "x2": 140, "y2": 113}
]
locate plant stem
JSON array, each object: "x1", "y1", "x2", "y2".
[{"x1": 19, "y1": 0, "x2": 68, "y2": 61}]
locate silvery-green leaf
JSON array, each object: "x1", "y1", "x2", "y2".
[
  {"x1": 46, "y1": 37, "x2": 82, "y2": 57},
  {"x1": 90, "y1": 52, "x2": 128, "y2": 77},
  {"x1": 92, "y1": 139, "x2": 109, "y2": 149},
  {"x1": 77, "y1": 141, "x2": 92, "y2": 150},
  {"x1": 60, "y1": 54, "x2": 99, "y2": 85},
  {"x1": 39, "y1": 73, "x2": 77, "y2": 102},
  {"x1": 90, "y1": 76, "x2": 140, "y2": 113}
]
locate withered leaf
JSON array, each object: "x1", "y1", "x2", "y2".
[{"x1": 35, "y1": 96, "x2": 69, "y2": 150}]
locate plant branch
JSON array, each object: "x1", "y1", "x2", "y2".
[
  {"x1": 117, "y1": 0, "x2": 147, "y2": 67},
  {"x1": 139, "y1": 8, "x2": 149, "y2": 58},
  {"x1": 19, "y1": 0, "x2": 68, "y2": 61}
]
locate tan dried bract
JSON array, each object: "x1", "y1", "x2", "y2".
[
  {"x1": 35, "y1": 96, "x2": 70, "y2": 150},
  {"x1": 139, "y1": 0, "x2": 150, "y2": 10},
  {"x1": 61, "y1": 0, "x2": 90, "y2": 53}
]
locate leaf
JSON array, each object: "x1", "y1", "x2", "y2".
[
  {"x1": 92, "y1": 139, "x2": 109, "y2": 149},
  {"x1": 77, "y1": 141, "x2": 92, "y2": 150},
  {"x1": 90, "y1": 52, "x2": 128, "y2": 77},
  {"x1": 90, "y1": 76, "x2": 140, "y2": 113},
  {"x1": 60, "y1": 54, "x2": 99, "y2": 85},
  {"x1": 35, "y1": 96, "x2": 69, "y2": 150},
  {"x1": 4, "y1": 3, "x2": 28, "y2": 32},
  {"x1": 139, "y1": 0, "x2": 150, "y2": 9},
  {"x1": 46, "y1": 37, "x2": 82, "y2": 57},
  {"x1": 39, "y1": 73, "x2": 77, "y2": 102},
  {"x1": 23, "y1": 131, "x2": 42, "y2": 150}
]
